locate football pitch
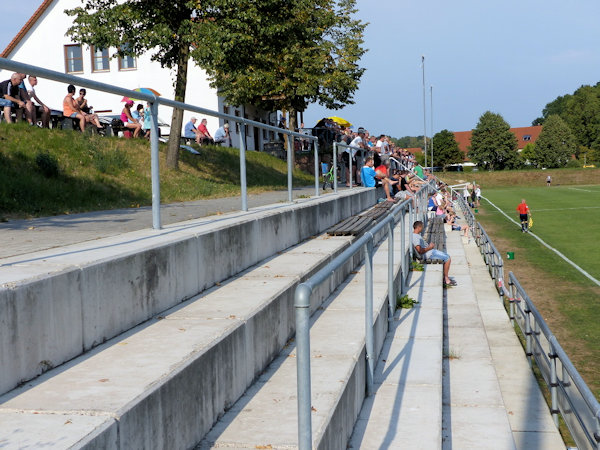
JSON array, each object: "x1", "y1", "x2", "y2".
[{"x1": 480, "y1": 184, "x2": 600, "y2": 281}]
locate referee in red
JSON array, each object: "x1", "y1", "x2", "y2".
[{"x1": 516, "y1": 199, "x2": 530, "y2": 233}]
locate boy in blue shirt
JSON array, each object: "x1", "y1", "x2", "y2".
[{"x1": 360, "y1": 156, "x2": 377, "y2": 187}]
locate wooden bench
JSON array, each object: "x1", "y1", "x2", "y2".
[
  {"x1": 415, "y1": 216, "x2": 447, "y2": 264},
  {"x1": 327, "y1": 200, "x2": 398, "y2": 236}
]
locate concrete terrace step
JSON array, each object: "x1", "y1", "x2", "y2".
[
  {"x1": 0, "y1": 232, "x2": 363, "y2": 449},
  {"x1": 0, "y1": 189, "x2": 377, "y2": 397},
  {"x1": 200, "y1": 224, "x2": 409, "y2": 449},
  {"x1": 442, "y1": 226, "x2": 564, "y2": 449},
  {"x1": 349, "y1": 265, "x2": 444, "y2": 448}
]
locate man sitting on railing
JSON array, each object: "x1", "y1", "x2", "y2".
[{"x1": 412, "y1": 220, "x2": 456, "y2": 287}]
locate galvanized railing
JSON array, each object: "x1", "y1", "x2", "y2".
[
  {"x1": 455, "y1": 190, "x2": 600, "y2": 450},
  {"x1": 293, "y1": 180, "x2": 434, "y2": 448},
  {"x1": 0, "y1": 58, "x2": 320, "y2": 229}
]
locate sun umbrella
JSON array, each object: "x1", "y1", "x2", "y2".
[
  {"x1": 121, "y1": 88, "x2": 161, "y2": 103},
  {"x1": 327, "y1": 116, "x2": 352, "y2": 128}
]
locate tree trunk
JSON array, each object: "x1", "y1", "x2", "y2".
[
  {"x1": 288, "y1": 108, "x2": 297, "y2": 168},
  {"x1": 166, "y1": 45, "x2": 190, "y2": 170}
]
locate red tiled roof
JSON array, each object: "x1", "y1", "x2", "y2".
[
  {"x1": 453, "y1": 125, "x2": 543, "y2": 158},
  {"x1": 403, "y1": 147, "x2": 422, "y2": 154},
  {"x1": 1, "y1": 1, "x2": 54, "y2": 58}
]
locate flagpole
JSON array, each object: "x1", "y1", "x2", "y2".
[
  {"x1": 422, "y1": 55, "x2": 427, "y2": 169},
  {"x1": 430, "y1": 85, "x2": 434, "y2": 172}
]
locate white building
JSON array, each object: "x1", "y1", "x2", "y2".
[{"x1": 0, "y1": 0, "x2": 277, "y2": 150}]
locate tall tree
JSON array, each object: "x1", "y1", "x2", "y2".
[
  {"x1": 562, "y1": 85, "x2": 600, "y2": 152},
  {"x1": 191, "y1": 0, "x2": 367, "y2": 162},
  {"x1": 65, "y1": 0, "x2": 195, "y2": 169},
  {"x1": 431, "y1": 129, "x2": 463, "y2": 168},
  {"x1": 468, "y1": 111, "x2": 519, "y2": 170},
  {"x1": 530, "y1": 115, "x2": 576, "y2": 168},
  {"x1": 519, "y1": 142, "x2": 536, "y2": 165}
]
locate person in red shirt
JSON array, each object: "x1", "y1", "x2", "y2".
[
  {"x1": 516, "y1": 199, "x2": 530, "y2": 232},
  {"x1": 197, "y1": 118, "x2": 214, "y2": 145}
]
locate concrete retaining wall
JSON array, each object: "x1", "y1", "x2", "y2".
[{"x1": 0, "y1": 190, "x2": 377, "y2": 396}]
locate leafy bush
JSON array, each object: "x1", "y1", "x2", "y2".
[
  {"x1": 565, "y1": 159, "x2": 581, "y2": 168},
  {"x1": 35, "y1": 152, "x2": 60, "y2": 177},
  {"x1": 397, "y1": 294, "x2": 417, "y2": 309}
]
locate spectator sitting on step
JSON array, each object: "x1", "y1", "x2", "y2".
[
  {"x1": 184, "y1": 117, "x2": 199, "y2": 142},
  {"x1": 214, "y1": 123, "x2": 232, "y2": 146},
  {"x1": 374, "y1": 159, "x2": 398, "y2": 202},
  {"x1": 63, "y1": 84, "x2": 103, "y2": 132},
  {"x1": 197, "y1": 118, "x2": 214, "y2": 145},
  {"x1": 0, "y1": 73, "x2": 31, "y2": 124},
  {"x1": 26, "y1": 75, "x2": 50, "y2": 128},
  {"x1": 121, "y1": 99, "x2": 142, "y2": 138},
  {"x1": 412, "y1": 220, "x2": 456, "y2": 287}
]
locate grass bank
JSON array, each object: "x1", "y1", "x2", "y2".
[{"x1": 0, "y1": 123, "x2": 314, "y2": 219}]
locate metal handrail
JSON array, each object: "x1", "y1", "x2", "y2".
[
  {"x1": 0, "y1": 58, "x2": 320, "y2": 227},
  {"x1": 293, "y1": 180, "x2": 434, "y2": 448},
  {"x1": 460, "y1": 193, "x2": 600, "y2": 449}
]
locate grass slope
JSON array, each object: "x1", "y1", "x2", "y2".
[{"x1": 0, "y1": 123, "x2": 314, "y2": 219}]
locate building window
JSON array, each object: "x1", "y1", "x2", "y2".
[
  {"x1": 523, "y1": 135, "x2": 531, "y2": 141},
  {"x1": 118, "y1": 45, "x2": 137, "y2": 71},
  {"x1": 234, "y1": 110, "x2": 240, "y2": 134},
  {"x1": 64, "y1": 44, "x2": 83, "y2": 73},
  {"x1": 91, "y1": 46, "x2": 109, "y2": 72}
]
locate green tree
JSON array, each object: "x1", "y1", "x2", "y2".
[
  {"x1": 192, "y1": 0, "x2": 367, "y2": 160},
  {"x1": 431, "y1": 129, "x2": 463, "y2": 168},
  {"x1": 519, "y1": 142, "x2": 536, "y2": 164},
  {"x1": 562, "y1": 85, "x2": 600, "y2": 152},
  {"x1": 468, "y1": 111, "x2": 519, "y2": 170},
  {"x1": 66, "y1": 0, "x2": 197, "y2": 170},
  {"x1": 530, "y1": 115, "x2": 577, "y2": 168}
]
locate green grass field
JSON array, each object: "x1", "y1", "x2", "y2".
[
  {"x1": 472, "y1": 183, "x2": 600, "y2": 401},
  {"x1": 482, "y1": 184, "x2": 600, "y2": 280}
]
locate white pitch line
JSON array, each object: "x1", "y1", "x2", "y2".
[
  {"x1": 530, "y1": 206, "x2": 600, "y2": 212},
  {"x1": 568, "y1": 187, "x2": 598, "y2": 193},
  {"x1": 481, "y1": 196, "x2": 600, "y2": 288}
]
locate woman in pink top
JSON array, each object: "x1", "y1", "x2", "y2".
[{"x1": 121, "y1": 100, "x2": 142, "y2": 138}]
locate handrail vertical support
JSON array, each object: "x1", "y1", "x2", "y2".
[
  {"x1": 287, "y1": 134, "x2": 293, "y2": 203},
  {"x1": 239, "y1": 123, "x2": 248, "y2": 211},
  {"x1": 314, "y1": 140, "x2": 320, "y2": 198},
  {"x1": 149, "y1": 101, "x2": 161, "y2": 230},
  {"x1": 349, "y1": 149, "x2": 353, "y2": 188},
  {"x1": 549, "y1": 343, "x2": 559, "y2": 428},
  {"x1": 333, "y1": 142, "x2": 338, "y2": 193},
  {"x1": 400, "y1": 210, "x2": 406, "y2": 294},
  {"x1": 525, "y1": 309, "x2": 533, "y2": 368},
  {"x1": 295, "y1": 284, "x2": 313, "y2": 450},
  {"x1": 364, "y1": 237, "x2": 375, "y2": 396},
  {"x1": 387, "y1": 221, "x2": 395, "y2": 322}
]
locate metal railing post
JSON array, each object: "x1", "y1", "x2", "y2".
[
  {"x1": 509, "y1": 281, "x2": 516, "y2": 326},
  {"x1": 294, "y1": 283, "x2": 313, "y2": 449},
  {"x1": 364, "y1": 236, "x2": 375, "y2": 396},
  {"x1": 525, "y1": 307, "x2": 533, "y2": 368},
  {"x1": 349, "y1": 149, "x2": 353, "y2": 188},
  {"x1": 400, "y1": 207, "x2": 406, "y2": 293},
  {"x1": 388, "y1": 220, "x2": 395, "y2": 321},
  {"x1": 549, "y1": 342, "x2": 560, "y2": 427},
  {"x1": 149, "y1": 101, "x2": 161, "y2": 230},
  {"x1": 314, "y1": 140, "x2": 320, "y2": 197},
  {"x1": 333, "y1": 142, "x2": 338, "y2": 193},
  {"x1": 239, "y1": 123, "x2": 248, "y2": 211},
  {"x1": 287, "y1": 134, "x2": 293, "y2": 203}
]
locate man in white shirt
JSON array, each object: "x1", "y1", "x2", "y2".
[
  {"x1": 26, "y1": 76, "x2": 50, "y2": 128},
  {"x1": 345, "y1": 127, "x2": 367, "y2": 186}
]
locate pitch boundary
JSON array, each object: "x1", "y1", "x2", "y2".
[{"x1": 481, "y1": 196, "x2": 600, "y2": 288}]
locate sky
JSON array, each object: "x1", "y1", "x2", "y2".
[{"x1": 2, "y1": 0, "x2": 600, "y2": 138}]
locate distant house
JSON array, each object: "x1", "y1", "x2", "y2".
[
  {"x1": 0, "y1": 0, "x2": 275, "y2": 150},
  {"x1": 453, "y1": 126, "x2": 543, "y2": 160}
]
